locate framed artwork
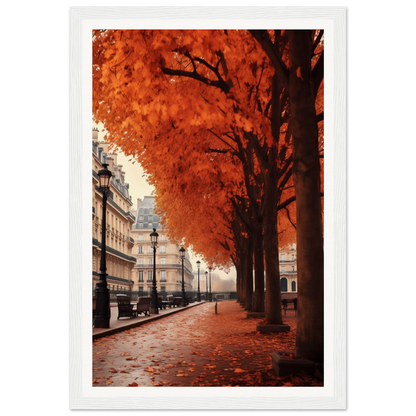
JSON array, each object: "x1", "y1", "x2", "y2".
[{"x1": 65, "y1": 2, "x2": 352, "y2": 416}]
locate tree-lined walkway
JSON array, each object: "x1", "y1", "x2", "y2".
[
  {"x1": 93, "y1": 301, "x2": 323, "y2": 387},
  {"x1": 93, "y1": 29, "x2": 324, "y2": 364}
]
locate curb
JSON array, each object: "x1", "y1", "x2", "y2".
[{"x1": 93, "y1": 302, "x2": 205, "y2": 340}]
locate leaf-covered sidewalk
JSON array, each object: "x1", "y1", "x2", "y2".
[{"x1": 93, "y1": 301, "x2": 323, "y2": 387}]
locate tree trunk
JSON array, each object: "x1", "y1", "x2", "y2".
[
  {"x1": 234, "y1": 258, "x2": 241, "y2": 303},
  {"x1": 233, "y1": 217, "x2": 249, "y2": 308},
  {"x1": 263, "y1": 162, "x2": 283, "y2": 324},
  {"x1": 252, "y1": 222, "x2": 264, "y2": 312},
  {"x1": 242, "y1": 233, "x2": 253, "y2": 311},
  {"x1": 288, "y1": 30, "x2": 324, "y2": 363},
  {"x1": 263, "y1": 72, "x2": 284, "y2": 325}
]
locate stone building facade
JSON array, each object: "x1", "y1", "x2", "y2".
[
  {"x1": 279, "y1": 243, "x2": 298, "y2": 297},
  {"x1": 92, "y1": 128, "x2": 136, "y2": 294},
  {"x1": 130, "y1": 196, "x2": 194, "y2": 296}
]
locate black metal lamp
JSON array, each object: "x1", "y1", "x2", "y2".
[
  {"x1": 95, "y1": 163, "x2": 112, "y2": 328},
  {"x1": 196, "y1": 260, "x2": 201, "y2": 302},
  {"x1": 150, "y1": 228, "x2": 159, "y2": 314},
  {"x1": 205, "y1": 270, "x2": 208, "y2": 302},
  {"x1": 179, "y1": 247, "x2": 186, "y2": 306},
  {"x1": 150, "y1": 228, "x2": 159, "y2": 247},
  {"x1": 98, "y1": 164, "x2": 112, "y2": 189},
  {"x1": 209, "y1": 267, "x2": 212, "y2": 302}
]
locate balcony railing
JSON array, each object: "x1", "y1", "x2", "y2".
[{"x1": 135, "y1": 263, "x2": 193, "y2": 275}]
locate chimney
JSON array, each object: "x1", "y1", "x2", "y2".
[
  {"x1": 107, "y1": 156, "x2": 114, "y2": 172},
  {"x1": 92, "y1": 127, "x2": 99, "y2": 142},
  {"x1": 120, "y1": 170, "x2": 125, "y2": 183},
  {"x1": 109, "y1": 153, "x2": 117, "y2": 166}
]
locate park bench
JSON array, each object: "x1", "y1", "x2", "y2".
[
  {"x1": 116, "y1": 294, "x2": 137, "y2": 319},
  {"x1": 281, "y1": 298, "x2": 297, "y2": 315},
  {"x1": 157, "y1": 297, "x2": 171, "y2": 310},
  {"x1": 136, "y1": 297, "x2": 151, "y2": 316},
  {"x1": 172, "y1": 297, "x2": 182, "y2": 307}
]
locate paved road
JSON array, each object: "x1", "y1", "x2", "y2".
[{"x1": 93, "y1": 301, "x2": 298, "y2": 387}]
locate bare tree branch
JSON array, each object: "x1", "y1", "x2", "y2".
[
  {"x1": 313, "y1": 30, "x2": 324, "y2": 53},
  {"x1": 207, "y1": 128, "x2": 239, "y2": 154},
  {"x1": 249, "y1": 30, "x2": 289, "y2": 91},
  {"x1": 284, "y1": 206, "x2": 296, "y2": 229},
  {"x1": 207, "y1": 148, "x2": 229, "y2": 154},
  {"x1": 162, "y1": 52, "x2": 231, "y2": 94},
  {"x1": 161, "y1": 64, "x2": 230, "y2": 93}
]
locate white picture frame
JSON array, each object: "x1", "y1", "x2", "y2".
[{"x1": 69, "y1": 6, "x2": 346, "y2": 410}]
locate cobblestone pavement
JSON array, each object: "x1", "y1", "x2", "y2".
[{"x1": 93, "y1": 301, "x2": 301, "y2": 387}]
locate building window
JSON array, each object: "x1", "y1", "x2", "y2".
[
  {"x1": 281, "y1": 266, "x2": 286, "y2": 272},
  {"x1": 148, "y1": 246, "x2": 153, "y2": 253},
  {"x1": 160, "y1": 271, "x2": 166, "y2": 282},
  {"x1": 280, "y1": 253, "x2": 286, "y2": 261},
  {"x1": 161, "y1": 286, "x2": 166, "y2": 292},
  {"x1": 161, "y1": 235, "x2": 166, "y2": 241},
  {"x1": 161, "y1": 258, "x2": 166, "y2": 265},
  {"x1": 281, "y1": 278, "x2": 288, "y2": 292},
  {"x1": 148, "y1": 257, "x2": 153, "y2": 265},
  {"x1": 291, "y1": 254, "x2": 295, "y2": 261},
  {"x1": 292, "y1": 266, "x2": 295, "y2": 272},
  {"x1": 138, "y1": 245, "x2": 143, "y2": 254},
  {"x1": 148, "y1": 271, "x2": 153, "y2": 281},
  {"x1": 292, "y1": 281, "x2": 296, "y2": 292},
  {"x1": 139, "y1": 287, "x2": 143, "y2": 294},
  {"x1": 138, "y1": 259, "x2": 143, "y2": 266},
  {"x1": 160, "y1": 245, "x2": 166, "y2": 253},
  {"x1": 138, "y1": 235, "x2": 143, "y2": 241},
  {"x1": 139, "y1": 216, "x2": 144, "y2": 221},
  {"x1": 138, "y1": 271, "x2": 144, "y2": 282}
]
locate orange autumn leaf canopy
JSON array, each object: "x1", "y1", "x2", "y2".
[{"x1": 93, "y1": 29, "x2": 322, "y2": 269}]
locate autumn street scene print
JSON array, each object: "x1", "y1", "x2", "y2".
[{"x1": 92, "y1": 30, "x2": 324, "y2": 387}]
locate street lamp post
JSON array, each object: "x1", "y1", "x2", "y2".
[
  {"x1": 150, "y1": 228, "x2": 159, "y2": 314},
  {"x1": 196, "y1": 261, "x2": 201, "y2": 302},
  {"x1": 95, "y1": 163, "x2": 112, "y2": 328},
  {"x1": 205, "y1": 270, "x2": 208, "y2": 302},
  {"x1": 179, "y1": 247, "x2": 186, "y2": 307},
  {"x1": 209, "y1": 267, "x2": 212, "y2": 302}
]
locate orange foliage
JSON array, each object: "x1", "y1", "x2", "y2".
[{"x1": 92, "y1": 29, "x2": 323, "y2": 268}]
